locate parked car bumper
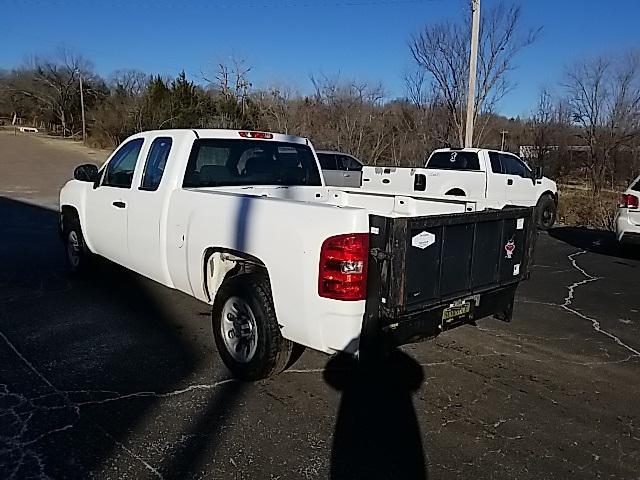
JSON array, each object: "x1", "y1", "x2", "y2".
[{"x1": 615, "y1": 210, "x2": 640, "y2": 243}]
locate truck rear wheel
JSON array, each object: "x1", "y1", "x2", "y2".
[
  {"x1": 212, "y1": 273, "x2": 293, "y2": 380},
  {"x1": 536, "y1": 194, "x2": 557, "y2": 230}
]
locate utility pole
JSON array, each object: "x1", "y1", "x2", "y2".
[
  {"x1": 464, "y1": 0, "x2": 481, "y2": 148},
  {"x1": 78, "y1": 72, "x2": 86, "y2": 143},
  {"x1": 500, "y1": 130, "x2": 508, "y2": 151}
]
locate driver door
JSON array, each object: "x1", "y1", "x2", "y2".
[
  {"x1": 499, "y1": 153, "x2": 537, "y2": 205},
  {"x1": 84, "y1": 138, "x2": 144, "y2": 265}
]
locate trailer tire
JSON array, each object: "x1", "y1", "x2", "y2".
[
  {"x1": 212, "y1": 273, "x2": 293, "y2": 381},
  {"x1": 536, "y1": 194, "x2": 557, "y2": 230}
]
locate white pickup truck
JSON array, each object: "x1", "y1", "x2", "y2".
[
  {"x1": 60, "y1": 130, "x2": 537, "y2": 380},
  {"x1": 362, "y1": 148, "x2": 558, "y2": 229}
]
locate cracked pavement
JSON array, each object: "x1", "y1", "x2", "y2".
[{"x1": 1, "y1": 131, "x2": 639, "y2": 479}]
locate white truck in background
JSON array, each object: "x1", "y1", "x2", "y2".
[
  {"x1": 60, "y1": 130, "x2": 537, "y2": 380},
  {"x1": 362, "y1": 148, "x2": 558, "y2": 229}
]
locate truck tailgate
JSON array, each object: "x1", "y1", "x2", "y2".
[{"x1": 367, "y1": 207, "x2": 536, "y2": 320}]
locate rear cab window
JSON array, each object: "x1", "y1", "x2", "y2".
[
  {"x1": 488, "y1": 152, "x2": 503, "y2": 173},
  {"x1": 630, "y1": 177, "x2": 640, "y2": 192},
  {"x1": 140, "y1": 137, "x2": 172, "y2": 191},
  {"x1": 427, "y1": 151, "x2": 480, "y2": 171},
  {"x1": 183, "y1": 139, "x2": 322, "y2": 188}
]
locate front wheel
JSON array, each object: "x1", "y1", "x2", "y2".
[
  {"x1": 62, "y1": 215, "x2": 92, "y2": 274},
  {"x1": 212, "y1": 274, "x2": 293, "y2": 381},
  {"x1": 536, "y1": 194, "x2": 557, "y2": 230}
]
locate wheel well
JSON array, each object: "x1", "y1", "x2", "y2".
[
  {"x1": 61, "y1": 205, "x2": 79, "y2": 222},
  {"x1": 445, "y1": 188, "x2": 466, "y2": 196},
  {"x1": 202, "y1": 248, "x2": 270, "y2": 304},
  {"x1": 539, "y1": 190, "x2": 557, "y2": 205}
]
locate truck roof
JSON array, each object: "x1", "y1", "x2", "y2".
[
  {"x1": 134, "y1": 128, "x2": 309, "y2": 145},
  {"x1": 431, "y1": 147, "x2": 511, "y2": 155},
  {"x1": 431, "y1": 147, "x2": 482, "y2": 154}
]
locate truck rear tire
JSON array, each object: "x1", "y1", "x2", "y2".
[
  {"x1": 536, "y1": 194, "x2": 557, "y2": 230},
  {"x1": 212, "y1": 273, "x2": 293, "y2": 380},
  {"x1": 61, "y1": 213, "x2": 92, "y2": 274}
]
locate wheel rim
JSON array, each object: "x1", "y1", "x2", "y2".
[
  {"x1": 220, "y1": 296, "x2": 258, "y2": 363},
  {"x1": 542, "y1": 205, "x2": 555, "y2": 226},
  {"x1": 67, "y1": 231, "x2": 80, "y2": 268}
]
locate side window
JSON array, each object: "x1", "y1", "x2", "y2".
[
  {"x1": 488, "y1": 152, "x2": 503, "y2": 174},
  {"x1": 140, "y1": 137, "x2": 172, "y2": 191},
  {"x1": 102, "y1": 138, "x2": 144, "y2": 188},
  {"x1": 317, "y1": 153, "x2": 337, "y2": 170},
  {"x1": 630, "y1": 178, "x2": 640, "y2": 192},
  {"x1": 501, "y1": 154, "x2": 530, "y2": 178},
  {"x1": 337, "y1": 155, "x2": 362, "y2": 171}
]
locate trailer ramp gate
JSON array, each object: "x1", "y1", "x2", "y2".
[{"x1": 364, "y1": 207, "x2": 537, "y2": 347}]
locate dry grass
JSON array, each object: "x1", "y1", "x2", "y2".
[{"x1": 557, "y1": 186, "x2": 618, "y2": 230}]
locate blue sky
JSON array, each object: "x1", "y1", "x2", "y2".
[{"x1": 2, "y1": 0, "x2": 639, "y2": 117}]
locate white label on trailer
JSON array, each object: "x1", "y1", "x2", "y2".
[
  {"x1": 412, "y1": 231, "x2": 436, "y2": 249},
  {"x1": 517, "y1": 218, "x2": 524, "y2": 230},
  {"x1": 513, "y1": 263, "x2": 520, "y2": 276},
  {"x1": 370, "y1": 226, "x2": 379, "y2": 234}
]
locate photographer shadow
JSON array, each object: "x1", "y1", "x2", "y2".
[{"x1": 324, "y1": 347, "x2": 428, "y2": 480}]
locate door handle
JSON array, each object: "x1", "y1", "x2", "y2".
[
  {"x1": 112, "y1": 201, "x2": 126, "y2": 209},
  {"x1": 343, "y1": 173, "x2": 351, "y2": 177},
  {"x1": 507, "y1": 179, "x2": 513, "y2": 186}
]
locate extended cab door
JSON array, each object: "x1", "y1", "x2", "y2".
[
  {"x1": 126, "y1": 136, "x2": 174, "y2": 284},
  {"x1": 84, "y1": 138, "x2": 144, "y2": 265}
]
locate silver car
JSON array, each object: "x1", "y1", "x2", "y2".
[{"x1": 316, "y1": 150, "x2": 363, "y2": 188}]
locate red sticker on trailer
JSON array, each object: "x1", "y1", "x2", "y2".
[{"x1": 504, "y1": 239, "x2": 515, "y2": 259}]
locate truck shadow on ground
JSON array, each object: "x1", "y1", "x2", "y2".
[
  {"x1": 1, "y1": 195, "x2": 429, "y2": 479},
  {"x1": 324, "y1": 348, "x2": 428, "y2": 480},
  {"x1": 549, "y1": 226, "x2": 640, "y2": 261},
  {"x1": 0, "y1": 196, "x2": 246, "y2": 478}
]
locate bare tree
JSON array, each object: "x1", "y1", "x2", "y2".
[
  {"x1": 564, "y1": 51, "x2": 640, "y2": 192},
  {"x1": 13, "y1": 50, "x2": 100, "y2": 136},
  {"x1": 409, "y1": 2, "x2": 539, "y2": 146}
]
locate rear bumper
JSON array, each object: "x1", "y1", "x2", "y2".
[
  {"x1": 374, "y1": 285, "x2": 517, "y2": 348},
  {"x1": 619, "y1": 232, "x2": 640, "y2": 246},
  {"x1": 615, "y1": 210, "x2": 640, "y2": 243}
]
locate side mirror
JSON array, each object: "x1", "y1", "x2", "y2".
[
  {"x1": 74, "y1": 164, "x2": 99, "y2": 183},
  {"x1": 414, "y1": 173, "x2": 426, "y2": 191},
  {"x1": 534, "y1": 166, "x2": 544, "y2": 180}
]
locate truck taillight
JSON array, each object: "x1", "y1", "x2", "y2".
[
  {"x1": 619, "y1": 193, "x2": 639, "y2": 209},
  {"x1": 318, "y1": 233, "x2": 369, "y2": 301},
  {"x1": 239, "y1": 131, "x2": 273, "y2": 139}
]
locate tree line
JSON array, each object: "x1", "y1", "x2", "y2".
[{"x1": 1, "y1": 2, "x2": 638, "y2": 194}]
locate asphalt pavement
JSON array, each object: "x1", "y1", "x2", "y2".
[{"x1": 1, "y1": 131, "x2": 639, "y2": 479}]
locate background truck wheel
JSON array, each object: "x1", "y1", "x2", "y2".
[
  {"x1": 536, "y1": 194, "x2": 557, "y2": 230},
  {"x1": 212, "y1": 273, "x2": 293, "y2": 381},
  {"x1": 62, "y1": 214, "x2": 91, "y2": 274}
]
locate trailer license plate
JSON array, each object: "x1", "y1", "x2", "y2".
[{"x1": 442, "y1": 302, "x2": 472, "y2": 322}]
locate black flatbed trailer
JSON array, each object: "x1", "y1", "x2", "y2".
[{"x1": 364, "y1": 206, "x2": 537, "y2": 348}]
